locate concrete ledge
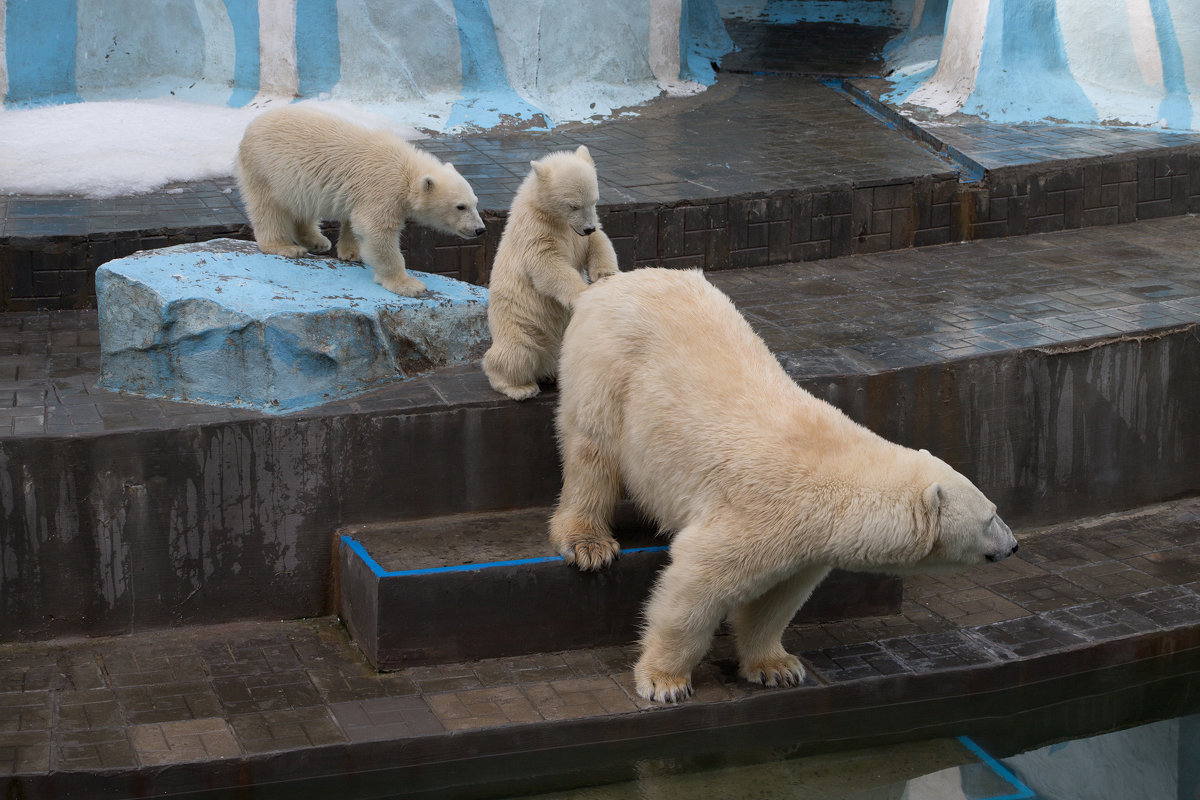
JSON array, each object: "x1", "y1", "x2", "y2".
[
  {"x1": 336, "y1": 506, "x2": 901, "y2": 669},
  {"x1": 96, "y1": 239, "x2": 489, "y2": 413},
  {"x1": 3, "y1": 323, "x2": 1200, "y2": 640}
]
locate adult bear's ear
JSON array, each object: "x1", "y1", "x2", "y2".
[
  {"x1": 422, "y1": 175, "x2": 436, "y2": 192},
  {"x1": 923, "y1": 482, "x2": 943, "y2": 525},
  {"x1": 575, "y1": 145, "x2": 593, "y2": 164}
]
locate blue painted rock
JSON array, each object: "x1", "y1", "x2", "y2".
[{"x1": 96, "y1": 239, "x2": 489, "y2": 413}]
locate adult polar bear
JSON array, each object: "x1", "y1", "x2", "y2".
[
  {"x1": 551, "y1": 269, "x2": 1019, "y2": 703},
  {"x1": 236, "y1": 107, "x2": 486, "y2": 297}
]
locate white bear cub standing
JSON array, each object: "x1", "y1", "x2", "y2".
[
  {"x1": 551, "y1": 268, "x2": 1019, "y2": 703},
  {"x1": 235, "y1": 107, "x2": 486, "y2": 297},
  {"x1": 482, "y1": 146, "x2": 619, "y2": 400}
]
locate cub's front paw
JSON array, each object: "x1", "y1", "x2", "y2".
[
  {"x1": 589, "y1": 268, "x2": 618, "y2": 283},
  {"x1": 337, "y1": 242, "x2": 360, "y2": 262},
  {"x1": 378, "y1": 273, "x2": 428, "y2": 297},
  {"x1": 305, "y1": 233, "x2": 332, "y2": 253},
  {"x1": 498, "y1": 382, "x2": 540, "y2": 401},
  {"x1": 634, "y1": 664, "x2": 694, "y2": 703},
  {"x1": 740, "y1": 653, "x2": 806, "y2": 688},
  {"x1": 261, "y1": 243, "x2": 311, "y2": 259}
]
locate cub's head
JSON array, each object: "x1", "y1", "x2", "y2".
[
  {"x1": 912, "y1": 451, "x2": 1018, "y2": 571},
  {"x1": 529, "y1": 146, "x2": 601, "y2": 237},
  {"x1": 418, "y1": 162, "x2": 486, "y2": 239}
]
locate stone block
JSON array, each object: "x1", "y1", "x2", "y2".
[{"x1": 96, "y1": 239, "x2": 489, "y2": 413}]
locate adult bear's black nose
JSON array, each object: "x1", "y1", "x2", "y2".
[
  {"x1": 474, "y1": 226, "x2": 486, "y2": 237},
  {"x1": 582, "y1": 225, "x2": 596, "y2": 236}
]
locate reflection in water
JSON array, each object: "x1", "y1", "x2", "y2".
[
  {"x1": 514, "y1": 714, "x2": 1200, "y2": 800},
  {"x1": 1001, "y1": 714, "x2": 1200, "y2": 800}
]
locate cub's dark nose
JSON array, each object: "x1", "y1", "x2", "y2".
[
  {"x1": 582, "y1": 225, "x2": 596, "y2": 236},
  {"x1": 474, "y1": 226, "x2": 487, "y2": 237}
]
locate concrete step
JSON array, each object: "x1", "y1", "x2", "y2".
[{"x1": 336, "y1": 505, "x2": 901, "y2": 669}]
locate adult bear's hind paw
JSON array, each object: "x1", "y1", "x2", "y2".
[
  {"x1": 635, "y1": 668, "x2": 694, "y2": 703},
  {"x1": 740, "y1": 654, "x2": 806, "y2": 688}
]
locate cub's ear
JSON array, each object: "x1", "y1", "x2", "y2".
[
  {"x1": 445, "y1": 162, "x2": 459, "y2": 173},
  {"x1": 530, "y1": 159, "x2": 547, "y2": 180},
  {"x1": 421, "y1": 175, "x2": 436, "y2": 192},
  {"x1": 575, "y1": 145, "x2": 593, "y2": 164}
]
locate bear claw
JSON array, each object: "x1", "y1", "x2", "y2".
[
  {"x1": 637, "y1": 678, "x2": 693, "y2": 704},
  {"x1": 562, "y1": 539, "x2": 619, "y2": 571},
  {"x1": 742, "y1": 655, "x2": 806, "y2": 688}
]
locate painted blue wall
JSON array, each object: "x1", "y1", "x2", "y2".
[
  {"x1": 4, "y1": 0, "x2": 79, "y2": 106},
  {"x1": 219, "y1": 0, "x2": 259, "y2": 106},
  {"x1": 296, "y1": 0, "x2": 340, "y2": 98},
  {"x1": 963, "y1": 0, "x2": 1094, "y2": 122}
]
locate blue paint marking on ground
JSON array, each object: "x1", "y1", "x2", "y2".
[
  {"x1": 341, "y1": 533, "x2": 669, "y2": 578},
  {"x1": 448, "y1": 0, "x2": 547, "y2": 129},
  {"x1": 296, "y1": 0, "x2": 340, "y2": 98},
  {"x1": 958, "y1": 736, "x2": 1037, "y2": 800},
  {"x1": 221, "y1": 0, "x2": 259, "y2": 106},
  {"x1": 3, "y1": 0, "x2": 79, "y2": 106}
]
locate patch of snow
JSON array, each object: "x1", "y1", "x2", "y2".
[{"x1": 0, "y1": 97, "x2": 426, "y2": 198}]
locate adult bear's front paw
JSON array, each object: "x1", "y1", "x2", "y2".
[
  {"x1": 560, "y1": 535, "x2": 620, "y2": 571},
  {"x1": 550, "y1": 514, "x2": 619, "y2": 571}
]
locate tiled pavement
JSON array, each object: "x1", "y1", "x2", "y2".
[
  {"x1": 3, "y1": 213, "x2": 1199, "y2": 438},
  {"x1": 1, "y1": 498, "x2": 1198, "y2": 791}
]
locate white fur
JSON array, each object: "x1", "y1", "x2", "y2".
[
  {"x1": 550, "y1": 268, "x2": 1018, "y2": 703},
  {"x1": 482, "y1": 146, "x2": 619, "y2": 400},
  {"x1": 235, "y1": 106, "x2": 485, "y2": 297}
]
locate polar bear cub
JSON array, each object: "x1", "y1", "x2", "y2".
[
  {"x1": 482, "y1": 146, "x2": 619, "y2": 400},
  {"x1": 551, "y1": 268, "x2": 1019, "y2": 703},
  {"x1": 235, "y1": 106, "x2": 486, "y2": 297}
]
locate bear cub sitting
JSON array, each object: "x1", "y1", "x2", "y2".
[
  {"x1": 236, "y1": 107, "x2": 485, "y2": 297},
  {"x1": 551, "y1": 268, "x2": 1019, "y2": 703},
  {"x1": 483, "y1": 146, "x2": 619, "y2": 400}
]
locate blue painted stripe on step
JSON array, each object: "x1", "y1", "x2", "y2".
[
  {"x1": 339, "y1": 533, "x2": 668, "y2": 578},
  {"x1": 957, "y1": 736, "x2": 1036, "y2": 800}
]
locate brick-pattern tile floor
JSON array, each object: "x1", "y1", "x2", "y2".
[{"x1": 0, "y1": 497, "x2": 1196, "y2": 775}]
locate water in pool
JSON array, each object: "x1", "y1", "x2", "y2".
[{"x1": 512, "y1": 713, "x2": 1199, "y2": 799}]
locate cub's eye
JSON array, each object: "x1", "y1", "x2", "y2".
[
  {"x1": 456, "y1": 203, "x2": 467, "y2": 211},
  {"x1": 569, "y1": 204, "x2": 581, "y2": 211}
]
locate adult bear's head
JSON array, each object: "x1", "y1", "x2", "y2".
[{"x1": 911, "y1": 451, "x2": 1018, "y2": 570}]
